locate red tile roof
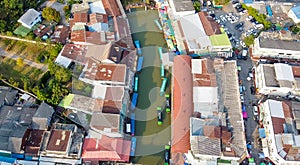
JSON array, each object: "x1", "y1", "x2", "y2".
[
  {"x1": 51, "y1": 25, "x2": 70, "y2": 44},
  {"x1": 198, "y1": 12, "x2": 221, "y2": 36},
  {"x1": 71, "y1": 30, "x2": 106, "y2": 45},
  {"x1": 73, "y1": 13, "x2": 88, "y2": 23},
  {"x1": 46, "y1": 130, "x2": 71, "y2": 152},
  {"x1": 198, "y1": 12, "x2": 214, "y2": 36},
  {"x1": 292, "y1": 66, "x2": 300, "y2": 78},
  {"x1": 60, "y1": 44, "x2": 88, "y2": 63},
  {"x1": 172, "y1": 55, "x2": 193, "y2": 154},
  {"x1": 193, "y1": 59, "x2": 217, "y2": 87},
  {"x1": 102, "y1": 0, "x2": 121, "y2": 17},
  {"x1": 82, "y1": 136, "x2": 131, "y2": 162},
  {"x1": 89, "y1": 13, "x2": 108, "y2": 24},
  {"x1": 282, "y1": 101, "x2": 293, "y2": 118},
  {"x1": 83, "y1": 59, "x2": 126, "y2": 83},
  {"x1": 271, "y1": 117, "x2": 285, "y2": 134},
  {"x1": 203, "y1": 126, "x2": 221, "y2": 139},
  {"x1": 21, "y1": 129, "x2": 46, "y2": 156}
]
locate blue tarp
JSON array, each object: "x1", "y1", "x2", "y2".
[
  {"x1": 247, "y1": 144, "x2": 252, "y2": 149},
  {"x1": 131, "y1": 93, "x2": 138, "y2": 110},
  {"x1": 259, "y1": 128, "x2": 266, "y2": 138},
  {"x1": 242, "y1": 105, "x2": 246, "y2": 112},
  {"x1": 0, "y1": 156, "x2": 16, "y2": 163},
  {"x1": 259, "y1": 153, "x2": 265, "y2": 158},
  {"x1": 266, "y1": 5, "x2": 273, "y2": 17},
  {"x1": 131, "y1": 113, "x2": 135, "y2": 135},
  {"x1": 244, "y1": 0, "x2": 253, "y2": 4},
  {"x1": 130, "y1": 137, "x2": 136, "y2": 156},
  {"x1": 136, "y1": 56, "x2": 144, "y2": 72}
]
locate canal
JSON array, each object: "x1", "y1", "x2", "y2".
[{"x1": 127, "y1": 8, "x2": 171, "y2": 164}]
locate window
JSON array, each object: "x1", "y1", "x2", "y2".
[
  {"x1": 278, "y1": 53, "x2": 284, "y2": 55},
  {"x1": 287, "y1": 53, "x2": 292, "y2": 55}
]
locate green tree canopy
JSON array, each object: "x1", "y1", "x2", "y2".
[
  {"x1": 214, "y1": 0, "x2": 230, "y2": 5},
  {"x1": 42, "y1": 7, "x2": 61, "y2": 22},
  {"x1": 244, "y1": 35, "x2": 255, "y2": 47}
]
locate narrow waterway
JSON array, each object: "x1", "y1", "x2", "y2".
[{"x1": 127, "y1": 8, "x2": 171, "y2": 164}]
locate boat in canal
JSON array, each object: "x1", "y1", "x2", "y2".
[
  {"x1": 157, "y1": 107, "x2": 163, "y2": 125},
  {"x1": 165, "y1": 94, "x2": 171, "y2": 113}
]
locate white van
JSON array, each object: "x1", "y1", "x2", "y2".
[{"x1": 253, "y1": 106, "x2": 258, "y2": 116}]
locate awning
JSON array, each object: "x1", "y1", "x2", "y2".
[
  {"x1": 248, "y1": 158, "x2": 255, "y2": 163},
  {"x1": 247, "y1": 143, "x2": 252, "y2": 149},
  {"x1": 242, "y1": 111, "x2": 248, "y2": 119},
  {"x1": 242, "y1": 105, "x2": 246, "y2": 112},
  {"x1": 259, "y1": 128, "x2": 266, "y2": 138},
  {"x1": 259, "y1": 153, "x2": 265, "y2": 159}
]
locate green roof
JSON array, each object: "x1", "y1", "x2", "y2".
[
  {"x1": 209, "y1": 34, "x2": 231, "y2": 47},
  {"x1": 59, "y1": 94, "x2": 74, "y2": 108},
  {"x1": 13, "y1": 25, "x2": 31, "y2": 37}
]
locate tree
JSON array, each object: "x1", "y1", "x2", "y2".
[
  {"x1": 214, "y1": 0, "x2": 230, "y2": 5},
  {"x1": 193, "y1": 1, "x2": 201, "y2": 12},
  {"x1": 16, "y1": 58, "x2": 24, "y2": 66},
  {"x1": 21, "y1": 76, "x2": 31, "y2": 91},
  {"x1": 42, "y1": 7, "x2": 61, "y2": 22},
  {"x1": 244, "y1": 35, "x2": 255, "y2": 47},
  {"x1": 48, "y1": 62, "x2": 71, "y2": 83}
]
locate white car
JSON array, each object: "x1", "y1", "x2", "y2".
[
  {"x1": 240, "y1": 41, "x2": 246, "y2": 47},
  {"x1": 253, "y1": 106, "x2": 258, "y2": 116},
  {"x1": 240, "y1": 95, "x2": 245, "y2": 103},
  {"x1": 246, "y1": 15, "x2": 253, "y2": 21}
]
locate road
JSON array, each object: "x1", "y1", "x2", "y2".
[
  {"x1": 237, "y1": 57, "x2": 262, "y2": 164},
  {"x1": 0, "y1": 48, "x2": 48, "y2": 71},
  {"x1": 0, "y1": 34, "x2": 48, "y2": 45}
]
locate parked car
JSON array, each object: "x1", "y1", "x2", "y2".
[
  {"x1": 242, "y1": 48, "x2": 248, "y2": 60},
  {"x1": 250, "y1": 86, "x2": 255, "y2": 95},
  {"x1": 253, "y1": 106, "x2": 258, "y2": 116},
  {"x1": 240, "y1": 94, "x2": 245, "y2": 103},
  {"x1": 240, "y1": 41, "x2": 246, "y2": 47},
  {"x1": 246, "y1": 15, "x2": 253, "y2": 21}
]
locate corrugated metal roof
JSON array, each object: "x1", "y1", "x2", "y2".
[
  {"x1": 179, "y1": 14, "x2": 212, "y2": 50},
  {"x1": 268, "y1": 100, "x2": 285, "y2": 118},
  {"x1": 172, "y1": 55, "x2": 193, "y2": 154},
  {"x1": 291, "y1": 6, "x2": 300, "y2": 19},
  {"x1": 274, "y1": 63, "x2": 294, "y2": 82}
]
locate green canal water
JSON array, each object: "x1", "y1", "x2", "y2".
[{"x1": 127, "y1": 9, "x2": 171, "y2": 164}]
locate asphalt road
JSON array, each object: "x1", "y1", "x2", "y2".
[{"x1": 237, "y1": 58, "x2": 262, "y2": 164}]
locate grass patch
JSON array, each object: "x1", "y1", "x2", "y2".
[
  {"x1": 0, "y1": 57, "x2": 44, "y2": 82},
  {"x1": 14, "y1": 25, "x2": 31, "y2": 37},
  {"x1": 0, "y1": 38, "x2": 62, "y2": 62}
]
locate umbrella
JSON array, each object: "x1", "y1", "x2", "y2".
[
  {"x1": 249, "y1": 158, "x2": 255, "y2": 163},
  {"x1": 260, "y1": 163, "x2": 266, "y2": 165}
]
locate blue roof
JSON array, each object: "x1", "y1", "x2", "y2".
[
  {"x1": 244, "y1": 0, "x2": 253, "y2": 4},
  {"x1": 266, "y1": 5, "x2": 273, "y2": 17},
  {"x1": 259, "y1": 128, "x2": 266, "y2": 138},
  {"x1": 291, "y1": 6, "x2": 300, "y2": 19}
]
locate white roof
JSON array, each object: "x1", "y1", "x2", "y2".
[
  {"x1": 92, "y1": 84, "x2": 107, "y2": 99},
  {"x1": 16, "y1": 160, "x2": 38, "y2": 165},
  {"x1": 274, "y1": 63, "x2": 294, "y2": 81},
  {"x1": 294, "y1": 135, "x2": 300, "y2": 147},
  {"x1": 191, "y1": 59, "x2": 202, "y2": 74},
  {"x1": 180, "y1": 14, "x2": 211, "y2": 50},
  {"x1": 268, "y1": 100, "x2": 284, "y2": 118},
  {"x1": 275, "y1": 134, "x2": 284, "y2": 151},
  {"x1": 193, "y1": 87, "x2": 218, "y2": 117},
  {"x1": 193, "y1": 87, "x2": 218, "y2": 103},
  {"x1": 89, "y1": 1, "x2": 106, "y2": 14},
  {"x1": 282, "y1": 133, "x2": 294, "y2": 145},
  {"x1": 55, "y1": 54, "x2": 72, "y2": 68},
  {"x1": 21, "y1": 93, "x2": 30, "y2": 100},
  {"x1": 18, "y1": 9, "x2": 40, "y2": 27},
  {"x1": 263, "y1": 147, "x2": 269, "y2": 157}
]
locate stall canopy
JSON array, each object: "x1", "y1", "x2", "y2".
[
  {"x1": 242, "y1": 111, "x2": 248, "y2": 119},
  {"x1": 242, "y1": 105, "x2": 246, "y2": 112},
  {"x1": 259, "y1": 128, "x2": 266, "y2": 138},
  {"x1": 249, "y1": 158, "x2": 255, "y2": 163}
]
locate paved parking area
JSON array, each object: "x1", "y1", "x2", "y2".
[{"x1": 214, "y1": 3, "x2": 261, "y2": 49}]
